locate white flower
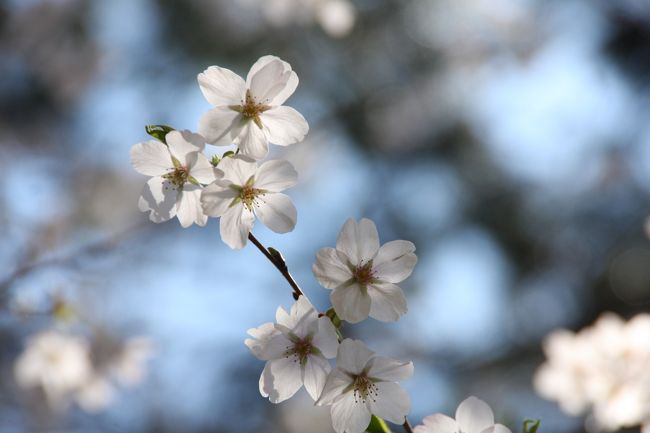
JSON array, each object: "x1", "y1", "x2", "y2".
[
  {"x1": 14, "y1": 330, "x2": 93, "y2": 408},
  {"x1": 312, "y1": 218, "x2": 417, "y2": 323},
  {"x1": 414, "y1": 396, "x2": 512, "y2": 433},
  {"x1": 131, "y1": 130, "x2": 218, "y2": 228},
  {"x1": 201, "y1": 155, "x2": 298, "y2": 249},
  {"x1": 197, "y1": 55, "x2": 309, "y2": 160},
  {"x1": 317, "y1": 339, "x2": 413, "y2": 433},
  {"x1": 245, "y1": 296, "x2": 339, "y2": 403},
  {"x1": 534, "y1": 313, "x2": 650, "y2": 431}
]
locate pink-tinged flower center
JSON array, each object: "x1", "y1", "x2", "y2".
[
  {"x1": 352, "y1": 261, "x2": 375, "y2": 287},
  {"x1": 230, "y1": 90, "x2": 271, "y2": 129},
  {"x1": 163, "y1": 166, "x2": 189, "y2": 188},
  {"x1": 284, "y1": 337, "x2": 313, "y2": 365},
  {"x1": 352, "y1": 373, "x2": 378, "y2": 403}
]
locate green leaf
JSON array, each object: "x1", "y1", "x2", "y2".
[
  {"x1": 366, "y1": 416, "x2": 392, "y2": 433},
  {"x1": 522, "y1": 419, "x2": 540, "y2": 433},
  {"x1": 145, "y1": 124, "x2": 175, "y2": 143}
]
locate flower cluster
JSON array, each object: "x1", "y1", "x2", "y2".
[
  {"x1": 15, "y1": 329, "x2": 153, "y2": 412},
  {"x1": 131, "y1": 56, "x2": 306, "y2": 249},
  {"x1": 534, "y1": 312, "x2": 650, "y2": 431}
]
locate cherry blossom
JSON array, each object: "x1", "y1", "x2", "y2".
[
  {"x1": 198, "y1": 55, "x2": 309, "y2": 160},
  {"x1": 201, "y1": 155, "x2": 298, "y2": 249},
  {"x1": 317, "y1": 339, "x2": 413, "y2": 433},
  {"x1": 534, "y1": 313, "x2": 650, "y2": 431},
  {"x1": 245, "y1": 296, "x2": 339, "y2": 402},
  {"x1": 312, "y1": 218, "x2": 417, "y2": 323},
  {"x1": 414, "y1": 396, "x2": 512, "y2": 433},
  {"x1": 130, "y1": 130, "x2": 218, "y2": 228}
]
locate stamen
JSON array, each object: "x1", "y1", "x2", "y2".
[{"x1": 352, "y1": 261, "x2": 376, "y2": 287}]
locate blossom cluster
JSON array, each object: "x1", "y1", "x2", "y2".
[
  {"x1": 15, "y1": 328, "x2": 153, "y2": 412},
  {"x1": 534, "y1": 313, "x2": 650, "y2": 432}
]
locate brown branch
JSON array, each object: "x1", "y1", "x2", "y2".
[
  {"x1": 247, "y1": 232, "x2": 303, "y2": 300},
  {"x1": 403, "y1": 419, "x2": 414, "y2": 433}
]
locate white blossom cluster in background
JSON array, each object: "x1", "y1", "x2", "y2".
[
  {"x1": 535, "y1": 313, "x2": 650, "y2": 432},
  {"x1": 237, "y1": 0, "x2": 356, "y2": 37},
  {"x1": 14, "y1": 320, "x2": 153, "y2": 412},
  {"x1": 414, "y1": 396, "x2": 511, "y2": 433}
]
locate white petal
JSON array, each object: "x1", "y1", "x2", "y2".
[
  {"x1": 368, "y1": 357, "x2": 413, "y2": 382},
  {"x1": 331, "y1": 391, "x2": 372, "y2": 433},
  {"x1": 416, "y1": 414, "x2": 460, "y2": 433},
  {"x1": 247, "y1": 57, "x2": 295, "y2": 105},
  {"x1": 313, "y1": 247, "x2": 353, "y2": 290},
  {"x1": 176, "y1": 186, "x2": 206, "y2": 227},
  {"x1": 336, "y1": 339, "x2": 374, "y2": 375},
  {"x1": 166, "y1": 130, "x2": 204, "y2": 164},
  {"x1": 235, "y1": 120, "x2": 269, "y2": 160},
  {"x1": 261, "y1": 106, "x2": 309, "y2": 146},
  {"x1": 130, "y1": 140, "x2": 172, "y2": 176},
  {"x1": 313, "y1": 316, "x2": 339, "y2": 359},
  {"x1": 303, "y1": 354, "x2": 332, "y2": 401},
  {"x1": 246, "y1": 55, "x2": 298, "y2": 105},
  {"x1": 198, "y1": 106, "x2": 242, "y2": 145},
  {"x1": 218, "y1": 155, "x2": 258, "y2": 185},
  {"x1": 138, "y1": 177, "x2": 178, "y2": 223},
  {"x1": 198, "y1": 65, "x2": 246, "y2": 106},
  {"x1": 219, "y1": 205, "x2": 254, "y2": 249},
  {"x1": 331, "y1": 284, "x2": 371, "y2": 324},
  {"x1": 275, "y1": 304, "x2": 291, "y2": 328},
  {"x1": 481, "y1": 425, "x2": 512, "y2": 433},
  {"x1": 336, "y1": 218, "x2": 380, "y2": 265},
  {"x1": 259, "y1": 333, "x2": 295, "y2": 361},
  {"x1": 187, "y1": 152, "x2": 218, "y2": 184},
  {"x1": 317, "y1": 368, "x2": 352, "y2": 406},
  {"x1": 367, "y1": 382, "x2": 411, "y2": 425},
  {"x1": 259, "y1": 358, "x2": 303, "y2": 403},
  {"x1": 254, "y1": 159, "x2": 298, "y2": 192},
  {"x1": 254, "y1": 193, "x2": 297, "y2": 234},
  {"x1": 367, "y1": 282, "x2": 408, "y2": 322},
  {"x1": 245, "y1": 322, "x2": 280, "y2": 359},
  {"x1": 201, "y1": 181, "x2": 238, "y2": 217},
  {"x1": 287, "y1": 296, "x2": 317, "y2": 326},
  {"x1": 456, "y1": 397, "x2": 495, "y2": 433},
  {"x1": 373, "y1": 240, "x2": 417, "y2": 283}
]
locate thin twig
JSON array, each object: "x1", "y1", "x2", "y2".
[
  {"x1": 402, "y1": 419, "x2": 415, "y2": 433},
  {"x1": 247, "y1": 232, "x2": 303, "y2": 299}
]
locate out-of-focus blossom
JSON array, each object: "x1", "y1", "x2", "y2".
[
  {"x1": 131, "y1": 130, "x2": 217, "y2": 228},
  {"x1": 14, "y1": 329, "x2": 154, "y2": 412},
  {"x1": 413, "y1": 396, "x2": 512, "y2": 433},
  {"x1": 245, "y1": 296, "x2": 338, "y2": 402},
  {"x1": 534, "y1": 313, "x2": 650, "y2": 431},
  {"x1": 313, "y1": 218, "x2": 417, "y2": 323},
  {"x1": 14, "y1": 330, "x2": 93, "y2": 409},
  {"x1": 317, "y1": 339, "x2": 413, "y2": 433},
  {"x1": 238, "y1": 0, "x2": 356, "y2": 37},
  {"x1": 201, "y1": 155, "x2": 298, "y2": 249},
  {"x1": 198, "y1": 55, "x2": 308, "y2": 160}
]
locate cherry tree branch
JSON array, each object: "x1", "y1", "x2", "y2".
[
  {"x1": 403, "y1": 419, "x2": 415, "y2": 433},
  {"x1": 247, "y1": 232, "x2": 303, "y2": 299}
]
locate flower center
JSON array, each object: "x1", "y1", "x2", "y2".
[
  {"x1": 238, "y1": 183, "x2": 265, "y2": 211},
  {"x1": 229, "y1": 90, "x2": 271, "y2": 129},
  {"x1": 163, "y1": 166, "x2": 189, "y2": 188},
  {"x1": 285, "y1": 337, "x2": 313, "y2": 365},
  {"x1": 352, "y1": 373, "x2": 378, "y2": 404},
  {"x1": 352, "y1": 261, "x2": 375, "y2": 287}
]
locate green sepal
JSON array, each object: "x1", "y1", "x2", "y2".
[
  {"x1": 145, "y1": 124, "x2": 175, "y2": 143},
  {"x1": 222, "y1": 150, "x2": 236, "y2": 159},
  {"x1": 171, "y1": 156, "x2": 183, "y2": 169},
  {"x1": 188, "y1": 176, "x2": 200, "y2": 186},
  {"x1": 366, "y1": 416, "x2": 392, "y2": 433},
  {"x1": 210, "y1": 155, "x2": 220, "y2": 167},
  {"x1": 325, "y1": 308, "x2": 343, "y2": 329},
  {"x1": 523, "y1": 419, "x2": 540, "y2": 433}
]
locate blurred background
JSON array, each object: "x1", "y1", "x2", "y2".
[{"x1": 1, "y1": 0, "x2": 650, "y2": 432}]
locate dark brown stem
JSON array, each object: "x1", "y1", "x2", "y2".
[
  {"x1": 247, "y1": 232, "x2": 304, "y2": 300},
  {"x1": 402, "y1": 419, "x2": 414, "y2": 433}
]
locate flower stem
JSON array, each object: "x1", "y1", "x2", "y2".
[
  {"x1": 247, "y1": 232, "x2": 304, "y2": 300},
  {"x1": 402, "y1": 419, "x2": 414, "y2": 433}
]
